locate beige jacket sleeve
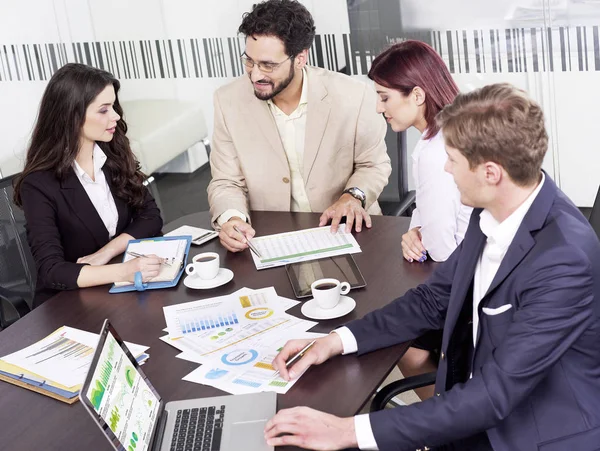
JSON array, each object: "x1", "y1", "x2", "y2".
[
  {"x1": 344, "y1": 86, "x2": 391, "y2": 211},
  {"x1": 207, "y1": 90, "x2": 250, "y2": 228}
]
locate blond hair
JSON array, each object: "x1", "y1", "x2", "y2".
[{"x1": 437, "y1": 83, "x2": 547, "y2": 186}]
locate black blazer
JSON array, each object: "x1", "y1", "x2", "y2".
[{"x1": 20, "y1": 168, "x2": 163, "y2": 306}]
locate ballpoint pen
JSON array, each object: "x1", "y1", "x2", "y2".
[
  {"x1": 194, "y1": 231, "x2": 216, "y2": 242},
  {"x1": 271, "y1": 340, "x2": 316, "y2": 380},
  {"x1": 126, "y1": 251, "x2": 173, "y2": 266},
  {"x1": 233, "y1": 225, "x2": 263, "y2": 259}
]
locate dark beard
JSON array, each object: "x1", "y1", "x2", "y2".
[{"x1": 252, "y1": 63, "x2": 295, "y2": 101}]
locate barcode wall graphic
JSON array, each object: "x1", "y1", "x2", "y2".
[
  {"x1": 431, "y1": 26, "x2": 600, "y2": 74},
  {"x1": 1, "y1": 27, "x2": 600, "y2": 82}
]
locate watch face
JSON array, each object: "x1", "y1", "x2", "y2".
[{"x1": 351, "y1": 188, "x2": 365, "y2": 199}]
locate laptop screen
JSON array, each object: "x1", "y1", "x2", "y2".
[{"x1": 83, "y1": 329, "x2": 161, "y2": 451}]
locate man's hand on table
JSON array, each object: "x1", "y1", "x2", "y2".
[
  {"x1": 218, "y1": 217, "x2": 255, "y2": 253},
  {"x1": 319, "y1": 193, "x2": 371, "y2": 233},
  {"x1": 264, "y1": 407, "x2": 357, "y2": 450}
]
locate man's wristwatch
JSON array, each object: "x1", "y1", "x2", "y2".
[{"x1": 342, "y1": 187, "x2": 366, "y2": 208}]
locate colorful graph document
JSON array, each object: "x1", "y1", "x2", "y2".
[
  {"x1": 163, "y1": 287, "x2": 294, "y2": 339},
  {"x1": 160, "y1": 315, "x2": 315, "y2": 360},
  {"x1": 249, "y1": 224, "x2": 361, "y2": 270},
  {"x1": 182, "y1": 331, "x2": 326, "y2": 395},
  {"x1": 0, "y1": 326, "x2": 149, "y2": 396},
  {"x1": 160, "y1": 287, "x2": 319, "y2": 395},
  {"x1": 161, "y1": 288, "x2": 314, "y2": 357}
]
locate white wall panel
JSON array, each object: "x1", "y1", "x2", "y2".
[{"x1": 0, "y1": 1, "x2": 61, "y2": 43}]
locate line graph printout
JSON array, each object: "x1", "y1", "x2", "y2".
[
  {"x1": 1, "y1": 326, "x2": 148, "y2": 388},
  {"x1": 250, "y1": 225, "x2": 361, "y2": 269}
]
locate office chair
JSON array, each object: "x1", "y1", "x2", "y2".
[
  {"x1": 0, "y1": 173, "x2": 34, "y2": 328},
  {"x1": 370, "y1": 371, "x2": 437, "y2": 411},
  {"x1": 380, "y1": 130, "x2": 416, "y2": 217},
  {"x1": 590, "y1": 185, "x2": 600, "y2": 240}
]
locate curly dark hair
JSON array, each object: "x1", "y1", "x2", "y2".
[
  {"x1": 238, "y1": 0, "x2": 316, "y2": 57},
  {"x1": 13, "y1": 63, "x2": 147, "y2": 209}
]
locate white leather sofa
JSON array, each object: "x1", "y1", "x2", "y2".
[{"x1": 121, "y1": 99, "x2": 210, "y2": 176}]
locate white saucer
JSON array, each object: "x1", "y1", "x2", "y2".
[
  {"x1": 183, "y1": 268, "x2": 234, "y2": 289},
  {"x1": 301, "y1": 295, "x2": 356, "y2": 320}
]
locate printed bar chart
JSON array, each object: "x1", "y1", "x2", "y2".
[{"x1": 181, "y1": 312, "x2": 239, "y2": 334}]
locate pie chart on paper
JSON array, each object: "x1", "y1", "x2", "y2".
[{"x1": 221, "y1": 349, "x2": 259, "y2": 366}]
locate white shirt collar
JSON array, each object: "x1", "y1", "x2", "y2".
[
  {"x1": 73, "y1": 144, "x2": 108, "y2": 182},
  {"x1": 479, "y1": 172, "x2": 546, "y2": 250}
]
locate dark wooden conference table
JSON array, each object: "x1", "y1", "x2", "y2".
[{"x1": 0, "y1": 211, "x2": 435, "y2": 451}]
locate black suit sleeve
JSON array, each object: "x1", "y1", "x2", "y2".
[
  {"x1": 120, "y1": 186, "x2": 163, "y2": 239},
  {"x1": 20, "y1": 175, "x2": 87, "y2": 291}
]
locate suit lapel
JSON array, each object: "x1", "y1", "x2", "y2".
[
  {"x1": 303, "y1": 67, "x2": 330, "y2": 182},
  {"x1": 442, "y1": 214, "x2": 487, "y2": 349},
  {"x1": 243, "y1": 81, "x2": 289, "y2": 169},
  {"x1": 475, "y1": 171, "x2": 557, "y2": 346},
  {"x1": 481, "y1": 172, "x2": 557, "y2": 301},
  {"x1": 60, "y1": 168, "x2": 109, "y2": 248}
]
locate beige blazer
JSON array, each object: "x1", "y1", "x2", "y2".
[{"x1": 208, "y1": 65, "x2": 391, "y2": 227}]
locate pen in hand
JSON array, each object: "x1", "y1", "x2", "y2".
[
  {"x1": 271, "y1": 340, "x2": 317, "y2": 380},
  {"x1": 126, "y1": 251, "x2": 172, "y2": 267},
  {"x1": 233, "y1": 225, "x2": 263, "y2": 259}
]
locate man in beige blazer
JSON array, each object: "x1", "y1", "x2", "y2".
[{"x1": 208, "y1": 0, "x2": 391, "y2": 252}]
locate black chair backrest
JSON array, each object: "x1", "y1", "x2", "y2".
[
  {"x1": 0, "y1": 173, "x2": 36, "y2": 306},
  {"x1": 397, "y1": 130, "x2": 409, "y2": 201},
  {"x1": 590, "y1": 185, "x2": 600, "y2": 240}
]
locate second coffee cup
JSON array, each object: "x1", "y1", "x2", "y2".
[
  {"x1": 185, "y1": 252, "x2": 220, "y2": 280},
  {"x1": 310, "y1": 278, "x2": 350, "y2": 309}
]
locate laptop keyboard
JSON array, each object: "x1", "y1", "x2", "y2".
[{"x1": 171, "y1": 405, "x2": 225, "y2": 451}]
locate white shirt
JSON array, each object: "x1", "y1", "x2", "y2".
[
  {"x1": 334, "y1": 173, "x2": 546, "y2": 450},
  {"x1": 217, "y1": 68, "x2": 311, "y2": 226},
  {"x1": 409, "y1": 131, "x2": 472, "y2": 262},
  {"x1": 267, "y1": 67, "x2": 311, "y2": 212},
  {"x1": 72, "y1": 144, "x2": 119, "y2": 238},
  {"x1": 473, "y1": 172, "x2": 545, "y2": 346}
]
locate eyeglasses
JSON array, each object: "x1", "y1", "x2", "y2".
[{"x1": 240, "y1": 55, "x2": 292, "y2": 73}]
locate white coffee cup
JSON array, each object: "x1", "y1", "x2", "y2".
[
  {"x1": 310, "y1": 278, "x2": 351, "y2": 309},
  {"x1": 185, "y1": 252, "x2": 220, "y2": 280}
]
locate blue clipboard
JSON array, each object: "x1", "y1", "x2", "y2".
[{"x1": 109, "y1": 235, "x2": 192, "y2": 293}]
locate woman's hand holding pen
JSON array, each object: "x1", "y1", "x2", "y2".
[
  {"x1": 219, "y1": 217, "x2": 256, "y2": 253},
  {"x1": 272, "y1": 334, "x2": 344, "y2": 381},
  {"x1": 121, "y1": 254, "x2": 163, "y2": 282}
]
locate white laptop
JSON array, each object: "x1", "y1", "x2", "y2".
[{"x1": 80, "y1": 320, "x2": 276, "y2": 451}]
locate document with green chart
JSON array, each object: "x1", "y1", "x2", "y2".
[{"x1": 250, "y1": 224, "x2": 361, "y2": 270}]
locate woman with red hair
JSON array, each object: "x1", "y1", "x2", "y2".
[{"x1": 369, "y1": 40, "x2": 472, "y2": 399}]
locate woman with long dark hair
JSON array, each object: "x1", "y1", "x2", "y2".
[
  {"x1": 14, "y1": 63, "x2": 163, "y2": 306},
  {"x1": 368, "y1": 41, "x2": 472, "y2": 399}
]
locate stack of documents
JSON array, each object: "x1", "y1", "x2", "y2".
[
  {"x1": 0, "y1": 326, "x2": 149, "y2": 404},
  {"x1": 249, "y1": 224, "x2": 362, "y2": 270},
  {"x1": 161, "y1": 287, "x2": 324, "y2": 395}
]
